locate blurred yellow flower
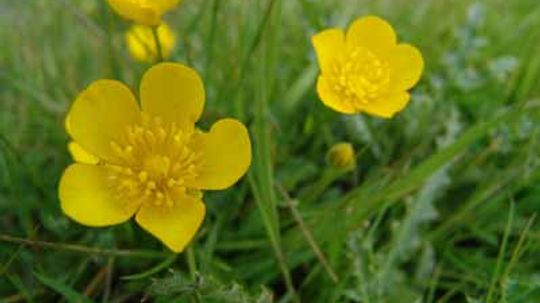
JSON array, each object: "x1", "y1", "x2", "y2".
[
  {"x1": 59, "y1": 63, "x2": 252, "y2": 252},
  {"x1": 312, "y1": 16, "x2": 424, "y2": 118},
  {"x1": 126, "y1": 22, "x2": 175, "y2": 63},
  {"x1": 327, "y1": 142, "x2": 356, "y2": 170},
  {"x1": 107, "y1": 0, "x2": 180, "y2": 26}
]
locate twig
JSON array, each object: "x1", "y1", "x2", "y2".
[
  {"x1": 0, "y1": 289, "x2": 46, "y2": 303},
  {"x1": 276, "y1": 183, "x2": 339, "y2": 283},
  {"x1": 84, "y1": 266, "x2": 108, "y2": 298},
  {"x1": 0, "y1": 234, "x2": 169, "y2": 259},
  {"x1": 0, "y1": 244, "x2": 24, "y2": 277},
  {"x1": 103, "y1": 257, "x2": 114, "y2": 303}
]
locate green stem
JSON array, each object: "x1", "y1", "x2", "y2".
[
  {"x1": 299, "y1": 168, "x2": 343, "y2": 204},
  {"x1": 186, "y1": 245, "x2": 197, "y2": 280},
  {"x1": 186, "y1": 246, "x2": 201, "y2": 303},
  {"x1": 151, "y1": 26, "x2": 164, "y2": 62}
]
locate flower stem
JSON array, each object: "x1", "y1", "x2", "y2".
[
  {"x1": 186, "y1": 246, "x2": 201, "y2": 303},
  {"x1": 298, "y1": 168, "x2": 344, "y2": 204},
  {"x1": 151, "y1": 25, "x2": 164, "y2": 62},
  {"x1": 186, "y1": 245, "x2": 197, "y2": 279}
]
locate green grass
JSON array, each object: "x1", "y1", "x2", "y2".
[{"x1": 1, "y1": 0, "x2": 540, "y2": 302}]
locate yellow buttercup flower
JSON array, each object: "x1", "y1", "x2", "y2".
[
  {"x1": 59, "y1": 63, "x2": 252, "y2": 252},
  {"x1": 312, "y1": 16, "x2": 424, "y2": 118},
  {"x1": 107, "y1": 0, "x2": 181, "y2": 26},
  {"x1": 327, "y1": 142, "x2": 356, "y2": 171},
  {"x1": 126, "y1": 22, "x2": 175, "y2": 63}
]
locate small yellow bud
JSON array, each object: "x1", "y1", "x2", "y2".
[
  {"x1": 327, "y1": 142, "x2": 356, "y2": 170},
  {"x1": 125, "y1": 22, "x2": 175, "y2": 63}
]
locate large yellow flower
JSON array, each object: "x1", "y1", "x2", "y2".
[
  {"x1": 107, "y1": 0, "x2": 181, "y2": 26},
  {"x1": 59, "y1": 63, "x2": 252, "y2": 252},
  {"x1": 126, "y1": 22, "x2": 175, "y2": 63},
  {"x1": 312, "y1": 16, "x2": 424, "y2": 118}
]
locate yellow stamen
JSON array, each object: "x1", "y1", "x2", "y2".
[{"x1": 105, "y1": 115, "x2": 200, "y2": 208}]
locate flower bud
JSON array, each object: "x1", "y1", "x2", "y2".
[
  {"x1": 125, "y1": 23, "x2": 175, "y2": 63},
  {"x1": 327, "y1": 142, "x2": 356, "y2": 170}
]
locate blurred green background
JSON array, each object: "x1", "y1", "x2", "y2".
[{"x1": 1, "y1": 0, "x2": 539, "y2": 302}]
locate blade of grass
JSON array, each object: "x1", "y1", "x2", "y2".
[
  {"x1": 121, "y1": 254, "x2": 177, "y2": 280},
  {"x1": 501, "y1": 215, "x2": 536, "y2": 280},
  {"x1": 204, "y1": 0, "x2": 220, "y2": 81},
  {"x1": 282, "y1": 63, "x2": 318, "y2": 112},
  {"x1": 98, "y1": 0, "x2": 123, "y2": 80},
  {"x1": 0, "y1": 72, "x2": 64, "y2": 114},
  {"x1": 247, "y1": 173, "x2": 297, "y2": 299},
  {"x1": 428, "y1": 164, "x2": 524, "y2": 241},
  {"x1": 248, "y1": 0, "x2": 297, "y2": 300},
  {"x1": 0, "y1": 245, "x2": 23, "y2": 278},
  {"x1": 34, "y1": 271, "x2": 94, "y2": 303},
  {"x1": 343, "y1": 106, "x2": 529, "y2": 225},
  {"x1": 426, "y1": 265, "x2": 443, "y2": 303},
  {"x1": 57, "y1": 0, "x2": 106, "y2": 39},
  {"x1": 486, "y1": 200, "x2": 515, "y2": 302},
  {"x1": 220, "y1": 0, "x2": 276, "y2": 120},
  {"x1": 6, "y1": 274, "x2": 35, "y2": 303}
]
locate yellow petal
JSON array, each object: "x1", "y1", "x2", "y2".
[
  {"x1": 359, "y1": 92, "x2": 410, "y2": 119},
  {"x1": 154, "y1": 0, "x2": 181, "y2": 11},
  {"x1": 312, "y1": 28, "x2": 345, "y2": 73},
  {"x1": 346, "y1": 16, "x2": 396, "y2": 54},
  {"x1": 68, "y1": 80, "x2": 140, "y2": 162},
  {"x1": 59, "y1": 164, "x2": 139, "y2": 226},
  {"x1": 135, "y1": 193, "x2": 205, "y2": 253},
  {"x1": 106, "y1": 0, "x2": 181, "y2": 26},
  {"x1": 188, "y1": 119, "x2": 251, "y2": 190},
  {"x1": 316, "y1": 76, "x2": 356, "y2": 114},
  {"x1": 140, "y1": 63, "x2": 205, "y2": 124},
  {"x1": 68, "y1": 142, "x2": 99, "y2": 164},
  {"x1": 64, "y1": 113, "x2": 73, "y2": 136},
  {"x1": 389, "y1": 44, "x2": 424, "y2": 90},
  {"x1": 125, "y1": 22, "x2": 176, "y2": 63},
  {"x1": 107, "y1": 0, "x2": 168, "y2": 26}
]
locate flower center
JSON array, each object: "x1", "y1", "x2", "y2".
[
  {"x1": 327, "y1": 46, "x2": 390, "y2": 107},
  {"x1": 106, "y1": 114, "x2": 199, "y2": 207}
]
